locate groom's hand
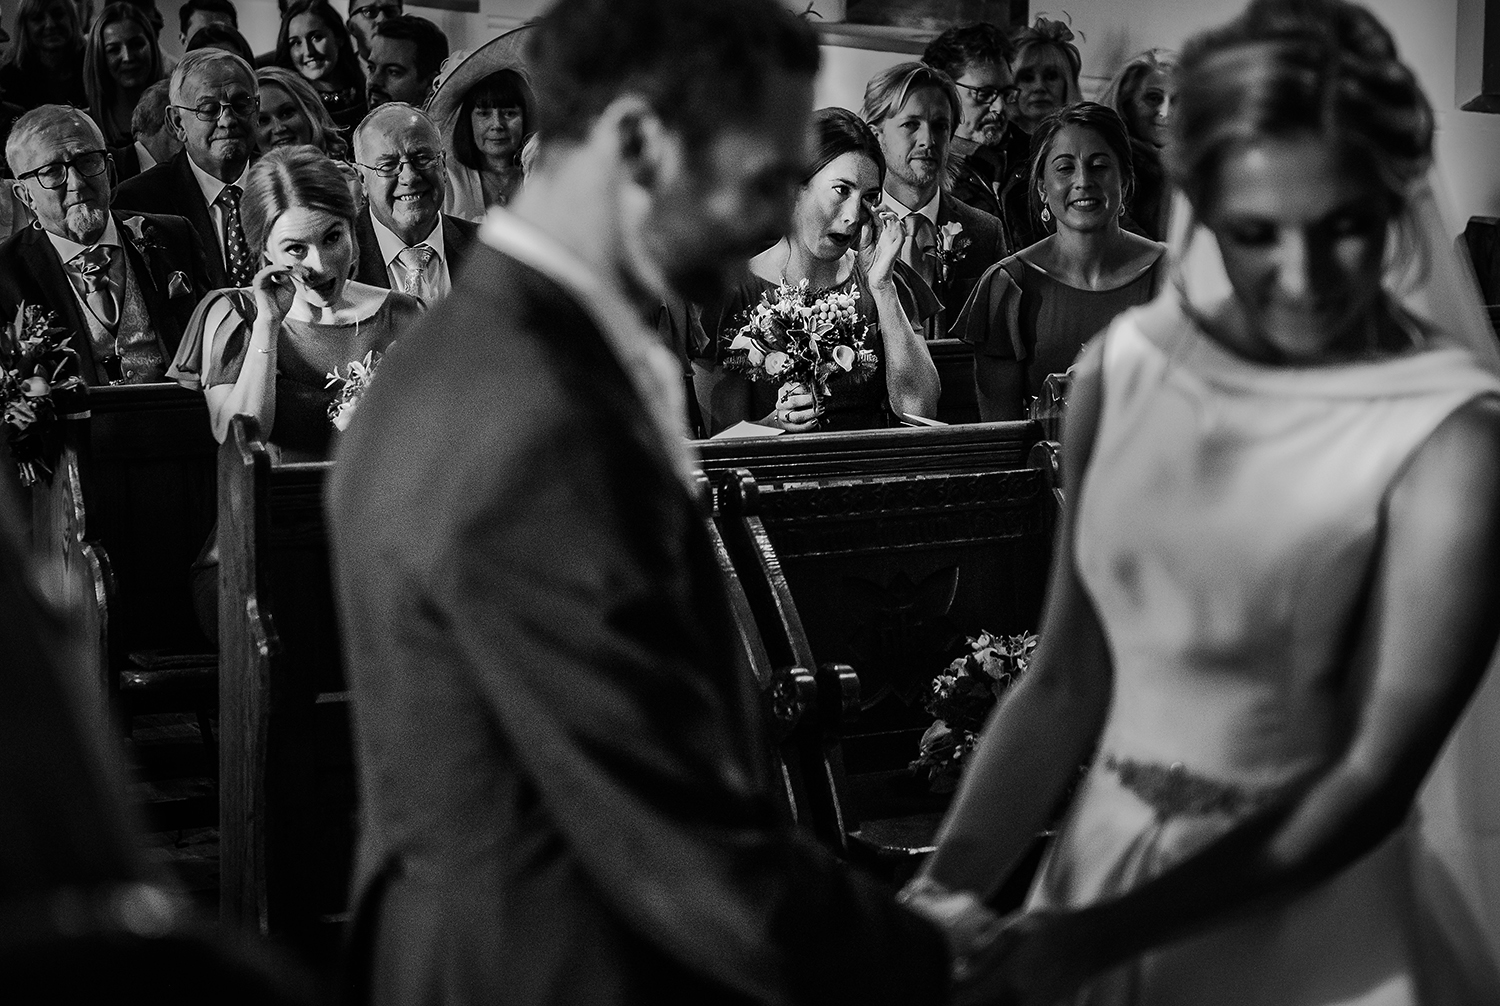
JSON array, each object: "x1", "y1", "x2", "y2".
[{"x1": 951, "y1": 908, "x2": 1093, "y2": 1006}]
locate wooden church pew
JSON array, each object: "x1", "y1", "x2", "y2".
[
  {"x1": 28, "y1": 383, "x2": 219, "y2": 829},
  {"x1": 714, "y1": 439, "x2": 1061, "y2": 884},
  {"x1": 929, "y1": 338, "x2": 979, "y2": 425},
  {"x1": 218, "y1": 416, "x2": 350, "y2": 958}
]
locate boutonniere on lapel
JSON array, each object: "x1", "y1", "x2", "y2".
[
  {"x1": 931, "y1": 222, "x2": 971, "y2": 284},
  {"x1": 122, "y1": 215, "x2": 191, "y2": 299}
]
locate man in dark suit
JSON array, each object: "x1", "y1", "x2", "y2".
[
  {"x1": 350, "y1": 103, "x2": 476, "y2": 304},
  {"x1": 1, "y1": 107, "x2": 210, "y2": 385},
  {"x1": 865, "y1": 61, "x2": 1008, "y2": 338},
  {"x1": 329, "y1": 2, "x2": 966, "y2": 1004},
  {"x1": 113, "y1": 48, "x2": 258, "y2": 291},
  {"x1": 924, "y1": 24, "x2": 1017, "y2": 228}
]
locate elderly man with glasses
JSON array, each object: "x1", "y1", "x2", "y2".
[
  {"x1": 351, "y1": 102, "x2": 477, "y2": 304},
  {"x1": 0, "y1": 105, "x2": 210, "y2": 385},
  {"x1": 114, "y1": 48, "x2": 258, "y2": 291}
]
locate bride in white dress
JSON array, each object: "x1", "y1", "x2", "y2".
[{"x1": 902, "y1": 1, "x2": 1500, "y2": 1003}]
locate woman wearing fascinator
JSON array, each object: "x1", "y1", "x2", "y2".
[
  {"x1": 998, "y1": 16, "x2": 1085, "y2": 251},
  {"x1": 906, "y1": 1, "x2": 1500, "y2": 1003}
]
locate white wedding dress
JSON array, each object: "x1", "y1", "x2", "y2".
[{"x1": 1020, "y1": 183, "x2": 1500, "y2": 1005}]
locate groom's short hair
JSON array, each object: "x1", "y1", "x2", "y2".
[{"x1": 526, "y1": 0, "x2": 820, "y2": 154}]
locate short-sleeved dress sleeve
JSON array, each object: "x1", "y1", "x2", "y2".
[
  {"x1": 167, "y1": 288, "x2": 257, "y2": 391},
  {"x1": 952, "y1": 256, "x2": 1027, "y2": 361}
]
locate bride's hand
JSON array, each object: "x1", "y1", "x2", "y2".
[
  {"x1": 865, "y1": 206, "x2": 905, "y2": 291},
  {"x1": 896, "y1": 877, "x2": 1004, "y2": 982}
]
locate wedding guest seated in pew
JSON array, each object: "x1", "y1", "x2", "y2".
[
  {"x1": 922, "y1": 23, "x2": 1015, "y2": 226},
  {"x1": 168, "y1": 144, "x2": 422, "y2": 460},
  {"x1": 686, "y1": 107, "x2": 939, "y2": 435},
  {"x1": 169, "y1": 144, "x2": 421, "y2": 640},
  {"x1": 954, "y1": 103, "x2": 1164, "y2": 421},
  {"x1": 84, "y1": 3, "x2": 167, "y2": 151},
  {"x1": 351, "y1": 103, "x2": 477, "y2": 303},
  {"x1": 111, "y1": 79, "x2": 182, "y2": 182},
  {"x1": 114, "y1": 48, "x2": 261, "y2": 291},
  {"x1": 0, "y1": 106, "x2": 210, "y2": 385},
  {"x1": 864, "y1": 62, "x2": 1006, "y2": 339}
]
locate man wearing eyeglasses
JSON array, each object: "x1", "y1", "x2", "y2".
[
  {"x1": 923, "y1": 24, "x2": 1017, "y2": 230},
  {"x1": 351, "y1": 103, "x2": 477, "y2": 305},
  {"x1": 114, "y1": 48, "x2": 258, "y2": 291},
  {"x1": 347, "y1": 0, "x2": 403, "y2": 62},
  {"x1": 0, "y1": 106, "x2": 209, "y2": 386}
]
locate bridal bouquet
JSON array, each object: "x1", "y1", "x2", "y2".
[
  {"x1": 325, "y1": 348, "x2": 386, "y2": 432},
  {"x1": 721, "y1": 280, "x2": 878, "y2": 404},
  {"x1": 0, "y1": 302, "x2": 83, "y2": 486},
  {"x1": 912, "y1": 630, "x2": 1038, "y2": 792}
]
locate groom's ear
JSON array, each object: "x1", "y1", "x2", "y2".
[{"x1": 606, "y1": 97, "x2": 672, "y2": 192}]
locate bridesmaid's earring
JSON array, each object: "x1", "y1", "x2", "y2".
[{"x1": 1041, "y1": 205, "x2": 1051, "y2": 223}]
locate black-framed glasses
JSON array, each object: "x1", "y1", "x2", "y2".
[
  {"x1": 356, "y1": 151, "x2": 443, "y2": 178},
  {"x1": 349, "y1": 2, "x2": 400, "y2": 19},
  {"x1": 954, "y1": 81, "x2": 1019, "y2": 106},
  {"x1": 172, "y1": 96, "x2": 259, "y2": 122},
  {"x1": 16, "y1": 149, "x2": 109, "y2": 189}
]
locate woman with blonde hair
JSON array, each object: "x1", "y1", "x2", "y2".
[
  {"x1": 1000, "y1": 16, "x2": 1086, "y2": 249},
  {"x1": 254, "y1": 66, "x2": 348, "y2": 160},
  {"x1": 0, "y1": 0, "x2": 87, "y2": 111},
  {"x1": 83, "y1": 2, "x2": 166, "y2": 149},
  {"x1": 1101, "y1": 49, "x2": 1176, "y2": 240}
]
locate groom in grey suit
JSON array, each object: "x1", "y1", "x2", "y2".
[{"x1": 328, "y1": 1, "x2": 955, "y2": 1003}]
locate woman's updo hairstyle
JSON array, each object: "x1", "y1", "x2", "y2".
[
  {"x1": 1028, "y1": 102, "x2": 1136, "y2": 230},
  {"x1": 1169, "y1": 0, "x2": 1433, "y2": 214},
  {"x1": 805, "y1": 106, "x2": 885, "y2": 187},
  {"x1": 1012, "y1": 15, "x2": 1084, "y2": 98},
  {"x1": 240, "y1": 145, "x2": 358, "y2": 255}
]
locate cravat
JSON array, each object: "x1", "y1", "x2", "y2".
[
  {"x1": 396, "y1": 244, "x2": 436, "y2": 299},
  {"x1": 72, "y1": 245, "x2": 119, "y2": 329},
  {"x1": 903, "y1": 212, "x2": 937, "y2": 287},
  {"x1": 218, "y1": 184, "x2": 255, "y2": 287}
]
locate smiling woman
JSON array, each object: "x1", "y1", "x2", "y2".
[
  {"x1": 0, "y1": 0, "x2": 87, "y2": 112},
  {"x1": 274, "y1": 0, "x2": 367, "y2": 135},
  {"x1": 955, "y1": 102, "x2": 1165, "y2": 420},
  {"x1": 84, "y1": 3, "x2": 166, "y2": 148}
]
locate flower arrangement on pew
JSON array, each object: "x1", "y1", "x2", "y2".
[
  {"x1": 912, "y1": 630, "x2": 1039, "y2": 793},
  {"x1": 325, "y1": 348, "x2": 386, "y2": 432},
  {"x1": 0, "y1": 302, "x2": 83, "y2": 486},
  {"x1": 722, "y1": 279, "x2": 878, "y2": 410}
]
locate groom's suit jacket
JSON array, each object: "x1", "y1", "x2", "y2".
[
  {"x1": 0, "y1": 210, "x2": 210, "y2": 385},
  {"x1": 328, "y1": 235, "x2": 949, "y2": 1006}
]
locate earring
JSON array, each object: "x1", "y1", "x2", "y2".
[{"x1": 1040, "y1": 205, "x2": 1051, "y2": 223}]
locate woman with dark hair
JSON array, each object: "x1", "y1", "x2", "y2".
[
  {"x1": 904, "y1": 2, "x2": 1500, "y2": 1002},
  {"x1": 169, "y1": 145, "x2": 420, "y2": 459},
  {"x1": 686, "y1": 107, "x2": 939, "y2": 435},
  {"x1": 274, "y1": 0, "x2": 367, "y2": 135},
  {"x1": 427, "y1": 33, "x2": 538, "y2": 222},
  {"x1": 999, "y1": 16, "x2": 1086, "y2": 250},
  {"x1": 1102, "y1": 49, "x2": 1176, "y2": 240},
  {"x1": 0, "y1": 0, "x2": 87, "y2": 112},
  {"x1": 955, "y1": 102, "x2": 1163, "y2": 421},
  {"x1": 83, "y1": 3, "x2": 165, "y2": 149}
]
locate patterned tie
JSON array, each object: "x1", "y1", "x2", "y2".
[
  {"x1": 218, "y1": 184, "x2": 255, "y2": 287},
  {"x1": 72, "y1": 245, "x2": 119, "y2": 329},
  {"x1": 396, "y1": 244, "x2": 435, "y2": 298},
  {"x1": 903, "y1": 213, "x2": 938, "y2": 288}
]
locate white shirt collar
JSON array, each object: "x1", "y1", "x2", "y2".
[
  {"x1": 479, "y1": 207, "x2": 697, "y2": 489},
  {"x1": 134, "y1": 139, "x2": 157, "y2": 173},
  {"x1": 882, "y1": 187, "x2": 941, "y2": 225},
  {"x1": 369, "y1": 213, "x2": 445, "y2": 268},
  {"x1": 46, "y1": 216, "x2": 121, "y2": 266},
  {"x1": 185, "y1": 154, "x2": 249, "y2": 209}
]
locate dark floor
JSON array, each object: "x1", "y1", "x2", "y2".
[{"x1": 127, "y1": 713, "x2": 221, "y2": 918}]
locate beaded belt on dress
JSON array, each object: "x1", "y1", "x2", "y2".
[{"x1": 1103, "y1": 754, "x2": 1289, "y2": 821}]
